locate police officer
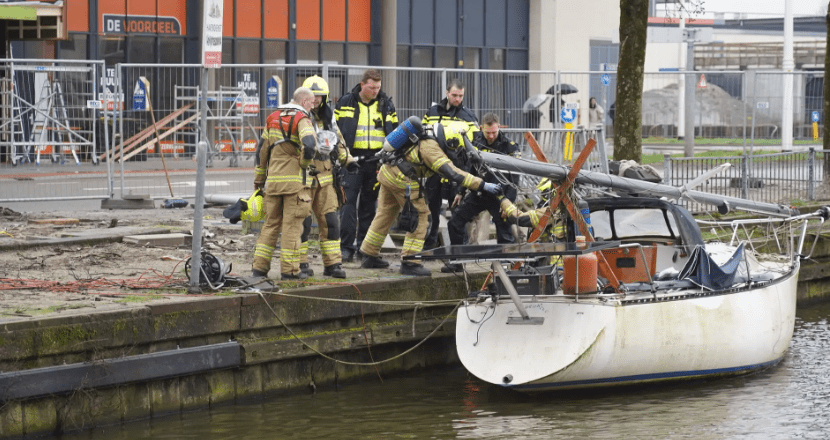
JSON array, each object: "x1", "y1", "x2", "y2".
[
  {"x1": 296, "y1": 75, "x2": 358, "y2": 279},
  {"x1": 421, "y1": 79, "x2": 479, "y2": 249},
  {"x1": 442, "y1": 113, "x2": 520, "y2": 272},
  {"x1": 335, "y1": 69, "x2": 399, "y2": 263},
  {"x1": 252, "y1": 87, "x2": 317, "y2": 280},
  {"x1": 359, "y1": 120, "x2": 502, "y2": 276}
]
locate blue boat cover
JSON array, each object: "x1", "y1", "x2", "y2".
[{"x1": 678, "y1": 244, "x2": 745, "y2": 290}]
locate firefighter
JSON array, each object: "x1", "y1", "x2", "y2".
[
  {"x1": 252, "y1": 87, "x2": 317, "y2": 280},
  {"x1": 296, "y1": 75, "x2": 358, "y2": 279},
  {"x1": 498, "y1": 196, "x2": 566, "y2": 241},
  {"x1": 442, "y1": 113, "x2": 521, "y2": 272},
  {"x1": 421, "y1": 79, "x2": 480, "y2": 249},
  {"x1": 359, "y1": 119, "x2": 502, "y2": 276},
  {"x1": 335, "y1": 69, "x2": 399, "y2": 263}
]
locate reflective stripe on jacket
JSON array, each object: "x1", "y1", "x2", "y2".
[
  {"x1": 335, "y1": 84, "x2": 398, "y2": 156},
  {"x1": 422, "y1": 98, "x2": 479, "y2": 141},
  {"x1": 259, "y1": 107, "x2": 315, "y2": 195},
  {"x1": 377, "y1": 138, "x2": 482, "y2": 191}
]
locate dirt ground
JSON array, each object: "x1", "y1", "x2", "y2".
[{"x1": 0, "y1": 205, "x2": 449, "y2": 323}]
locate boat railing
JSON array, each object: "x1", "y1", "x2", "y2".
[{"x1": 696, "y1": 206, "x2": 830, "y2": 260}]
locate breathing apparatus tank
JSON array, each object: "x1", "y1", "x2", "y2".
[{"x1": 382, "y1": 116, "x2": 422, "y2": 152}]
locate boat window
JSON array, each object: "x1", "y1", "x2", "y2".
[
  {"x1": 590, "y1": 210, "x2": 613, "y2": 240},
  {"x1": 613, "y1": 209, "x2": 675, "y2": 238}
]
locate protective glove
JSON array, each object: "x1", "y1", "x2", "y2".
[
  {"x1": 307, "y1": 165, "x2": 320, "y2": 177},
  {"x1": 481, "y1": 182, "x2": 503, "y2": 196},
  {"x1": 346, "y1": 161, "x2": 359, "y2": 174},
  {"x1": 254, "y1": 181, "x2": 264, "y2": 191}
]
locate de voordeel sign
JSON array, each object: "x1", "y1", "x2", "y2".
[{"x1": 102, "y1": 14, "x2": 182, "y2": 35}]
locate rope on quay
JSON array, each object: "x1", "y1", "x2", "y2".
[
  {"x1": 263, "y1": 288, "x2": 462, "y2": 306},
  {"x1": 256, "y1": 291, "x2": 463, "y2": 367}
]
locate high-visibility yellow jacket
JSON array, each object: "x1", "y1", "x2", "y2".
[
  {"x1": 335, "y1": 84, "x2": 398, "y2": 157},
  {"x1": 422, "y1": 98, "x2": 479, "y2": 141}
]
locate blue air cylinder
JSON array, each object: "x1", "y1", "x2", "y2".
[
  {"x1": 382, "y1": 115, "x2": 422, "y2": 152},
  {"x1": 578, "y1": 199, "x2": 594, "y2": 236}
]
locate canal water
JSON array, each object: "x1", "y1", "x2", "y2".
[{"x1": 61, "y1": 302, "x2": 830, "y2": 440}]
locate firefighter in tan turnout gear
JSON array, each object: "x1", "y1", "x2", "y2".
[
  {"x1": 359, "y1": 118, "x2": 503, "y2": 276},
  {"x1": 252, "y1": 87, "x2": 318, "y2": 280},
  {"x1": 296, "y1": 75, "x2": 358, "y2": 279}
]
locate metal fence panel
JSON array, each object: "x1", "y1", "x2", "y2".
[
  {"x1": 665, "y1": 149, "x2": 823, "y2": 213},
  {"x1": 0, "y1": 59, "x2": 110, "y2": 203},
  {"x1": 751, "y1": 71, "x2": 823, "y2": 146},
  {"x1": 2, "y1": 60, "x2": 826, "y2": 206},
  {"x1": 641, "y1": 70, "x2": 747, "y2": 141},
  {"x1": 0, "y1": 59, "x2": 102, "y2": 168}
]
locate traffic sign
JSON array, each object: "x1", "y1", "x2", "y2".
[
  {"x1": 757, "y1": 102, "x2": 769, "y2": 109},
  {"x1": 812, "y1": 111, "x2": 820, "y2": 123},
  {"x1": 697, "y1": 74, "x2": 707, "y2": 89},
  {"x1": 133, "y1": 77, "x2": 149, "y2": 111},
  {"x1": 560, "y1": 108, "x2": 576, "y2": 123},
  {"x1": 601, "y1": 74, "x2": 611, "y2": 86},
  {"x1": 266, "y1": 76, "x2": 282, "y2": 108}
]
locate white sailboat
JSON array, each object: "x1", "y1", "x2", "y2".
[{"x1": 409, "y1": 153, "x2": 827, "y2": 391}]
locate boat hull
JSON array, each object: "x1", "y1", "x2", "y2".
[{"x1": 455, "y1": 267, "x2": 798, "y2": 391}]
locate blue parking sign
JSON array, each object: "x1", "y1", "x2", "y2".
[
  {"x1": 812, "y1": 111, "x2": 820, "y2": 123},
  {"x1": 560, "y1": 108, "x2": 576, "y2": 123}
]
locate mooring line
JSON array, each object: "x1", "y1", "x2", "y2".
[
  {"x1": 261, "y1": 289, "x2": 460, "y2": 306},
  {"x1": 256, "y1": 292, "x2": 463, "y2": 367}
]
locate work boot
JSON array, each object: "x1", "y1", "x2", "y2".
[
  {"x1": 324, "y1": 263, "x2": 347, "y2": 279},
  {"x1": 361, "y1": 254, "x2": 390, "y2": 269},
  {"x1": 440, "y1": 262, "x2": 463, "y2": 273},
  {"x1": 252, "y1": 268, "x2": 268, "y2": 278},
  {"x1": 341, "y1": 249, "x2": 354, "y2": 263},
  {"x1": 300, "y1": 263, "x2": 314, "y2": 277},
  {"x1": 281, "y1": 272, "x2": 308, "y2": 281},
  {"x1": 401, "y1": 261, "x2": 431, "y2": 276}
]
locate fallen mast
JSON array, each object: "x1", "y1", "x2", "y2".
[{"x1": 482, "y1": 152, "x2": 799, "y2": 217}]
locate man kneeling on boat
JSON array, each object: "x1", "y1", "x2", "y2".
[{"x1": 499, "y1": 198, "x2": 565, "y2": 240}]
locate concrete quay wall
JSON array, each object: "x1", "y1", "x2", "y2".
[
  {"x1": 0, "y1": 273, "x2": 485, "y2": 437},
  {"x1": 4, "y1": 247, "x2": 830, "y2": 437}
]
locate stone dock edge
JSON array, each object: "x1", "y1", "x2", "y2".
[{"x1": 3, "y1": 234, "x2": 830, "y2": 436}]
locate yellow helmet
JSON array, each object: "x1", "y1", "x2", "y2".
[
  {"x1": 241, "y1": 190, "x2": 265, "y2": 223},
  {"x1": 436, "y1": 121, "x2": 469, "y2": 150},
  {"x1": 302, "y1": 75, "x2": 329, "y2": 101}
]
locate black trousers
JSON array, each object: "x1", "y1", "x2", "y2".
[
  {"x1": 447, "y1": 192, "x2": 516, "y2": 245},
  {"x1": 339, "y1": 160, "x2": 379, "y2": 253},
  {"x1": 423, "y1": 174, "x2": 445, "y2": 248}
]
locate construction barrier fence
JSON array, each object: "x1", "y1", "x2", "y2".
[{"x1": 0, "y1": 61, "x2": 826, "y2": 206}]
